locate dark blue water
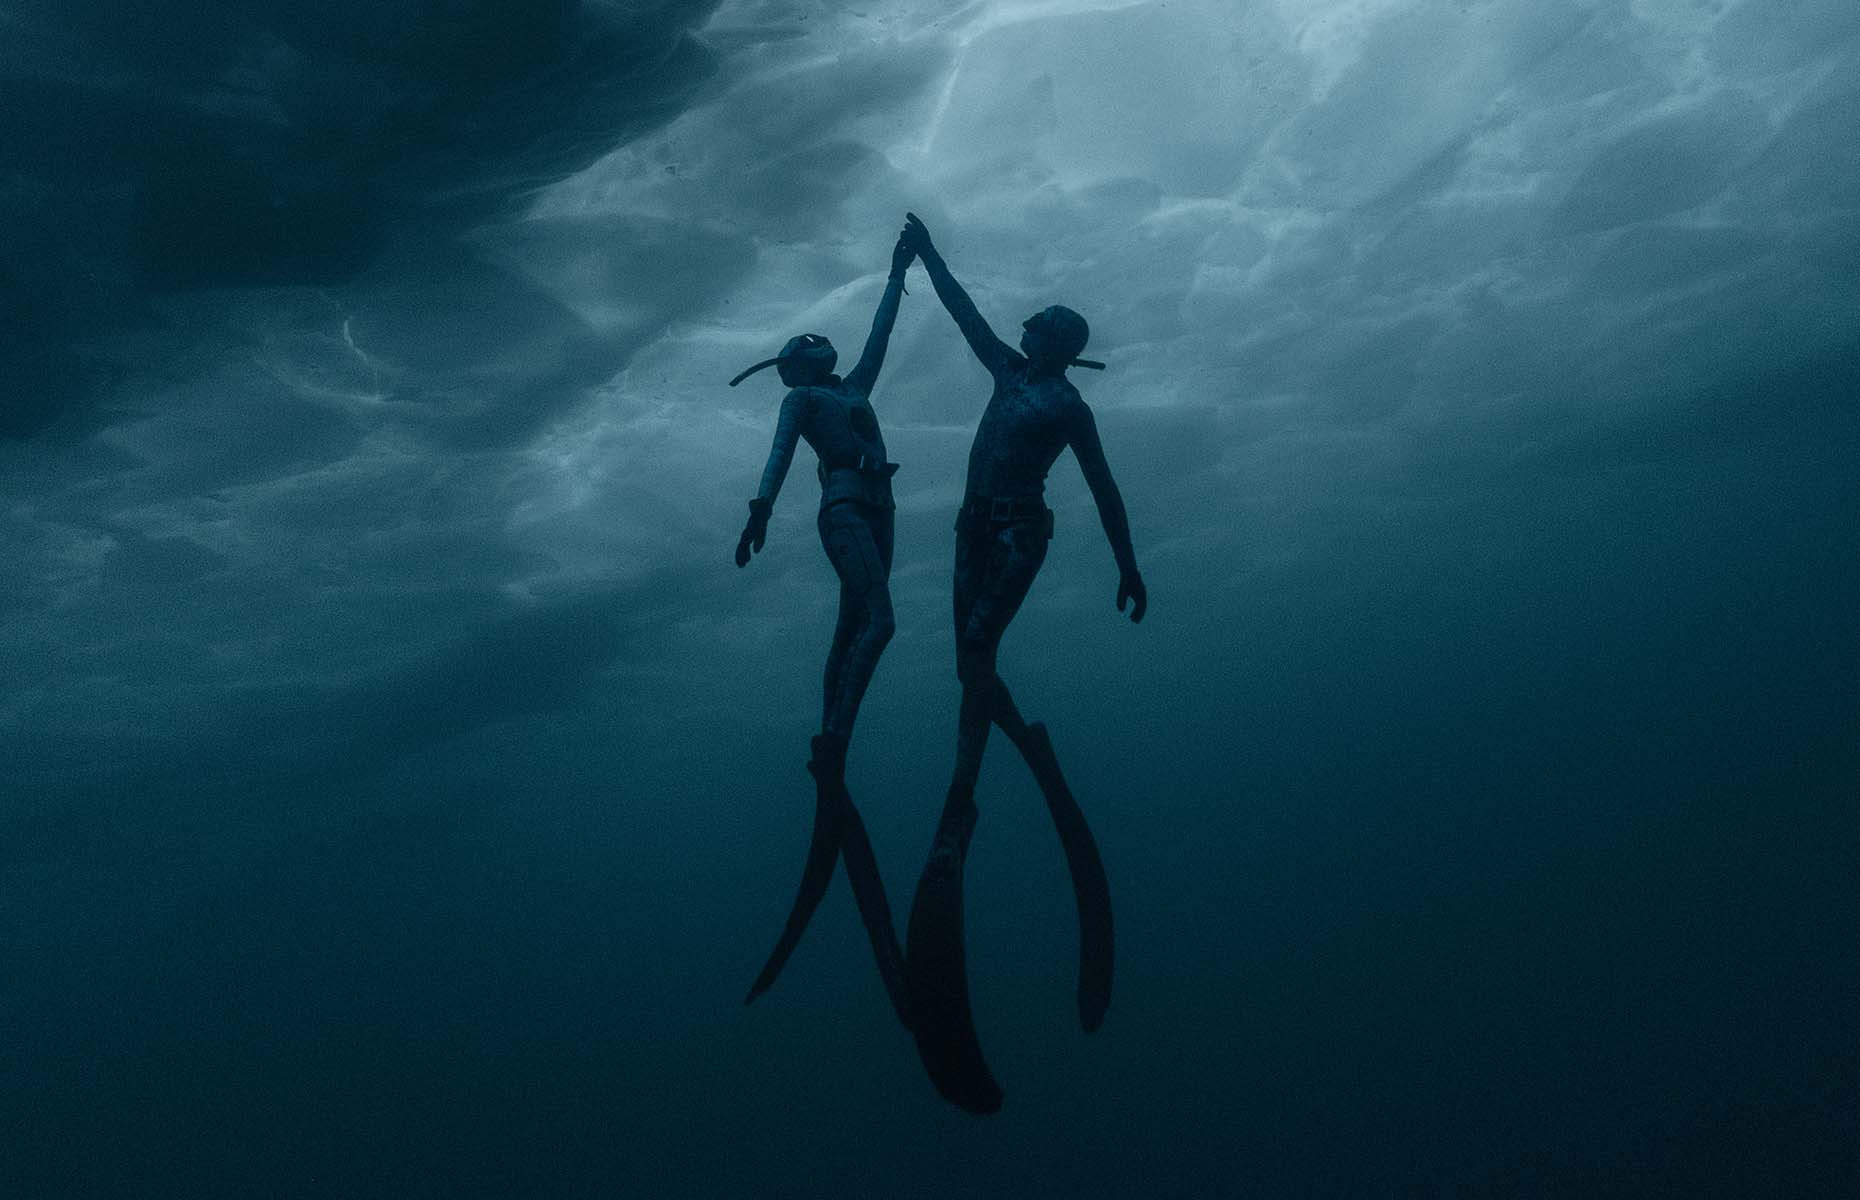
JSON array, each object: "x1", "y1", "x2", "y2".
[{"x1": 5, "y1": 1, "x2": 1857, "y2": 1195}]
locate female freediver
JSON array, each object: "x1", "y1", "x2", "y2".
[{"x1": 732, "y1": 231, "x2": 916, "y2": 1027}]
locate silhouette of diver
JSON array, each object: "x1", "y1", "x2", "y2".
[
  {"x1": 733, "y1": 232, "x2": 917, "y2": 1028},
  {"x1": 897, "y1": 212, "x2": 1145, "y2": 1113}
]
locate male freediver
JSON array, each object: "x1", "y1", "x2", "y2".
[
  {"x1": 897, "y1": 211, "x2": 1146, "y2": 1113},
  {"x1": 732, "y1": 232, "x2": 917, "y2": 1028}
]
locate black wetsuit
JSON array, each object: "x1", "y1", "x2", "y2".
[
  {"x1": 925, "y1": 274, "x2": 1138, "y2": 794},
  {"x1": 902, "y1": 230, "x2": 1140, "y2": 1115},
  {"x1": 738, "y1": 261, "x2": 916, "y2": 1030},
  {"x1": 753, "y1": 270, "x2": 907, "y2": 739}
]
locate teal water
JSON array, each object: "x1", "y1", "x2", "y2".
[{"x1": 4, "y1": 1, "x2": 1857, "y2": 1194}]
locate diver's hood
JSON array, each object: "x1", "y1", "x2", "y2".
[
  {"x1": 729, "y1": 333, "x2": 839, "y2": 386},
  {"x1": 1024, "y1": 305, "x2": 1104, "y2": 370}
]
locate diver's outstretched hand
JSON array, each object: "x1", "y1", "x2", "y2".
[
  {"x1": 735, "y1": 498, "x2": 772, "y2": 568},
  {"x1": 1116, "y1": 569, "x2": 1147, "y2": 623},
  {"x1": 901, "y1": 212, "x2": 935, "y2": 258},
  {"x1": 890, "y1": 232, "x2": 915, "y2": 279}
]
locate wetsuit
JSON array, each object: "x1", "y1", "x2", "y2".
[
  {"x1": 752, "y1": 269, "x2": 907, "y2": 739},
  {"x1": 922, "y1": 261, "x2": 1138, "y2": 794},
  {"x1": 902, "y1": 227, "x2": 1141, "y2": 1115},
  {"x1": 738, "y1": 259, "x2": 915, "y2": 1029}
]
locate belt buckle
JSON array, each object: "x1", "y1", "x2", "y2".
[{"x1": 988, "y1": 497, "x2": 1014, "y2": 522}]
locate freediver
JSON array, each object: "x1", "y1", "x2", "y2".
[
  {"x1": 732, "y1": 230, "x2": 917, "y2": 1028},
  {"x1": 896, "y1": 211, "x2": 1146, "y2": 1114}
]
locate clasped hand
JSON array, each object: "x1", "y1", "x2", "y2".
[{"x1": 900, "y1": 211, "x2": 934, "y2": 258}]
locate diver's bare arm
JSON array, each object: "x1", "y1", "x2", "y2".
[
  {"x1": 1070, "y1": 401, "x2": 1147, "y2": 620},
  {"x1": 902, "y1": 214, "x2": 1015, "y2": 374},
  {"x1": 843, "y1": 241, "x2": 913, "y2": 394}
]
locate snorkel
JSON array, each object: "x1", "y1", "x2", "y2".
[{"x1": 730, "y1": 333, "x2": 840, "y2": 387}]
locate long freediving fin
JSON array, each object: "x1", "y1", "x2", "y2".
[
  {"x1": 905, "y1": 789, "x2": 1004, "y2": 1114},
  {"x1": 835, "y1": 784, "x2": 912, "y2": 1031},
  {"x1": 744, "y1": 780, "x2": 841, "y2": 1006},
  {"x1": 1015, "y1": 722, "x2": 1114, "y2": 1033}
]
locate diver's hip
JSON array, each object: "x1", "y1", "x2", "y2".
[
  {"x1": 817, "y1": 459, "x2": 898, "y2": 511},
  {"x1": 954, "y1": 492, "x2": 1053, "y2": 538}
]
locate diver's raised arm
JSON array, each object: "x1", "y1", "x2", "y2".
[
  {"x1": 844, "y1": 236, "x2": 915, "y2": 394},
  {"x1": 1067, "y1": 399, "x2": 1146, "y2": 621},
  {"x1": 900, "y1": 212, "x2": 1016, "y2": 375},
  {"x1": 736, "y1": 388, "x2": 809, "y2": 567}
]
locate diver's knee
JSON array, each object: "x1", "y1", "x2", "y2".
[
  {"x1": 854, "y1": 591, "x2": 895, "y2": 643},
  {"x1": 955, "y1": 642, "x2": 992, "y2": 686}
]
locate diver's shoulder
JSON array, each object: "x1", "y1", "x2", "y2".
[
  {"x1": 1057, "y1": 383, "x2": 1096, "y2": 429},
  {"x1": 1051, "y1": 375, "x2": 1086, "y2": 409},
  {"x1": 784, "y1": 383, "x2": 838, "y2": 405}
]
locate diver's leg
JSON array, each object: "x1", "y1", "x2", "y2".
[
  {"x1": 955, "y1": 521, "x2": 1046, "y2": 751},
  {"x1": 826, "y1": 581, "x2": 894, "y2": 739},
  {"x1": 822, "y1": 504, "x2": 895, "y2": 742},
  {"x1": 905, "y1": 521, "x2": 1035, "y2": 1114},
  {"x1": 949, "y1": 648, "x2": 996, "y2": 793},
  {"x1": 875, "y1": 503, "x2": 896, "y2": 574},
  {"x1": 944, "y1": 522, "x2": 992, "y2": 786},
  {"x1": 813, "y1": 504, "x2": 909, "y2": 1023},
  {"x1": 843, "y1": 507, "x2": 897, "y2": 734},
  {"x1": 948, "y1": 520, "x2": 1034, "y2": 789},
  {"x1": 743, "y1": 509, "x2": 870, "y2": 1007},
  {"x1": 822, "y1": 582, "x2": 859, "y2": 735},
  {"x1": 973, "y1": 525, "x2": 1113, "y2": 1031},
  {"x1": 986, "y1": 672, "x2": 1032, "y2": 745},
  {"x1": 952, "y1": 524, "x2": 1046, "y2": 776},
  {"x1": 818, "y1": 506, "x2": 863, "y2": 736}
]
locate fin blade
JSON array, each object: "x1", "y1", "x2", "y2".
[
  {"x1": 1020, "y1": 723, "x2": 1114, "y2": 1032},
  {"x1": 835, "y1": 785, "x2": 913, "y2": 1031},
  {"x1": 905, "y1": 797, "x2": 1005, "y2": 1114},
  {"x1": 744, "y1": 787, "x2": 841, "y2": 1005}
]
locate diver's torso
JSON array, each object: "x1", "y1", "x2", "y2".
[
  {"x1": 964, "y1": 364, "x2": 1076, "y2": 500},
  {"x1": 798, "y1": 380, "x2": 892, "y2": 509},
  {"x1": 797, "y1": 381, "x2": 886, "y2": 467}
]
